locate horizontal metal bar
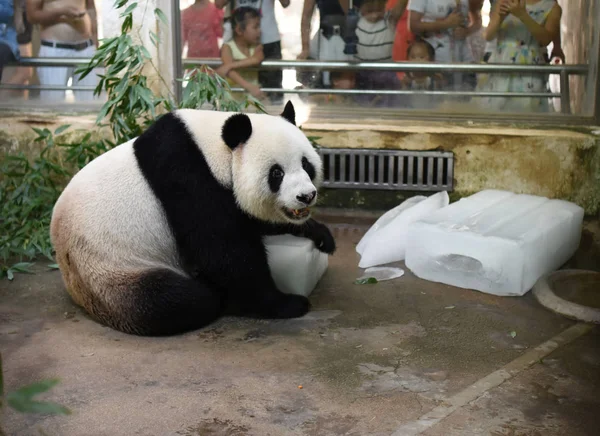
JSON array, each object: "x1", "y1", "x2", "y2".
[
  {"x1": 6, "y1": 57, "x2": 95, "y2": 67},
  {"x1": 229, "y1": 87, "x2": 561, "y2": 98},
  {"x1": 6, "y1": 57, "x2": 590, "y2": 75},
  {"x1": 0, "y1": 84, "x2": 97, "y2": 91},
  {"x1": 0, "y1": 84, "x2": 560, "y2": 98},
  {"x1": 182, "y1": 58, "x2": 589, "y2": 75}
]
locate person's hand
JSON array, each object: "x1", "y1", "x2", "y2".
[
  {"x1": 551, "y1": 47, "x2": 565, "y2": 63},
  {"x1": 60, "y1": 7, "x2": 87, "y2": 21},
  {"x1": 215, "y1": 64, "x2": 231, "y2": 77},
  {"x1": 444, "y1": 11, "x2": 463, "y2": 29},
  {"x1": 248, "y1": 83, "x2": 266, "y2": 100},
  {"x1": 251, "y1": 45, "x2": 265, "y2": 64},
  {"x1": 454, "y1": 27, "x2": 468, "y2": 40},
  {"x1": 497, "y1": 0, "x2": 509, "y2": 18},
  {"x1": 500, "y1": 0, "x2": 527, "y2": 19},
  {"x1": 400, "y1": 74, "x2": 413, "y2": 89},
  {"x1": 433, "y1": 73, "x2": 447, "y2": 88},
  {"x1": 296, "y1": 49, "x2": 310, "y2": 60}
]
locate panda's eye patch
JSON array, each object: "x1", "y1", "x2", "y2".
[
  {"x1": 270, "y1": 166, "x2": 284, "y2": 179},
  {"x1": 302, "y1": 157, "x2": 316, "y2": 180},
  {"x1": 268, "y1": 164, "x2": 285, "y2": 193}
]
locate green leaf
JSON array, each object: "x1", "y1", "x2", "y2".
[
  {"x1": 154, "y1": 8, "x2": 168, "y2": 26},
  {"x1": 120, "y1": 2, "x2": 138, "y2": 17},
  {"x1": 47, "y1": 263, "x2": 60, "y2": 269},
  {"x1": 354, "y1": 277, "x2": 378, "y2": 285},
  {"x1": 10, "y1": 262, "x2": 34, "y2": 273},
  {"x1": 8, "y1": 379, "x2": 60, "y2": 398},
  {"x1": 53, "y1": 125, "x2": 71, "y2": 135},
  {"x1": 7, "y1": 269, "x2": 14, "y2": 281},
  {"x1": 7, "y1": 379, "x2": 71, "y2": 414}
]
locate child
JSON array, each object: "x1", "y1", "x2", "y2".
[
  {"x1": 356, "y1": 0, "x2": 395, "y2": 63},
  {"x1": 181, "y1": 0, "x2": 224, "y2": 59},
  {"x1": 308, "y1": 71, "x2": 359, "y2": 106},
  {"x1": 401, "y1": 38, "x2": 446, "y2": 109},
  {"x1": 216, "y1": 7, "x2": 265, "y2": 100},
  {"x1": 355, "y1": 0, "x2": 402, "y2": 107}
]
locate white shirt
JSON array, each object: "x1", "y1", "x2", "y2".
[{"x1": 355, "y1": 17, "x2": 395, "y2": 62}]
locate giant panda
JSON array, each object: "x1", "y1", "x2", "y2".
[{"x1": 50, "y1": 101, "x2": 336, "y2": 336}]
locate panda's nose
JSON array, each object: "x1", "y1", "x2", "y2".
[{"x1": 296, "y1": 190, "x2": 316, "y2": 205}]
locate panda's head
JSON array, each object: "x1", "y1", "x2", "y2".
[{"x1": 221, "y1": 101, "x2": 323, "y2": 225}]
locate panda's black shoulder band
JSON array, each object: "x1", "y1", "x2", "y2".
[{"x1": 222, "y1": 113, "x2": 252, "y2": 150}]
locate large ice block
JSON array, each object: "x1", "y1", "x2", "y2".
[
  {"x1": 356, "y1": 191, "x2": 449, "y2": 268},
  {"x1": 405, "y1": 190, "x2": 584, "y2": 296},
  {"x1": 264, "y1": 235, "x2": 329, "y2": 297}
]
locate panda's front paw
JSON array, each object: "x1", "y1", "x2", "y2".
[
  {"x1": 273, "y1": 294, "x2": 311, "y2": 318},
  {"x1": 309, "y1": 222, "x2": 336, "y2": 254}
]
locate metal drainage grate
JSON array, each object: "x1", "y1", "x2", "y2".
[{"x1": 317, "y1": 148, "x2": 454, "y2": 191}]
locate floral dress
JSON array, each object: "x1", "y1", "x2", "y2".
[{"x1": 476, "y1": 0, "x2": 556, "y2": 112}]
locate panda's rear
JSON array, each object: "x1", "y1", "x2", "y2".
[{"x1": 50, "y1": 137, "x2": 189, "y2": 334}]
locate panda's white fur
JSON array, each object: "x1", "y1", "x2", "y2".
[{"x1": 50, "y1": 102, "x2": 335, "y2": 336}]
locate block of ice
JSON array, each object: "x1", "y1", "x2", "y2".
[
  {"x1": 357, "y1": 191, "x2": 450, "y2": 268},
  {"x1": 264, "y1": 234, "x2": 329, "y2": 297},
  {"x1": 405, "y1": 190, "x2": 584, "y2": 297}
]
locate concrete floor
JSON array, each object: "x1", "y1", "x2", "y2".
[{"x1": 1, "y1": 214, "x2": 599, "y2": 436}]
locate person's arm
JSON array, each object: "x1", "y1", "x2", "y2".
[
  {"x1": 219, "y1": 44, "x2": 264, "y2": 75},
  {"x1": 454, "y1": 0, "x2": 482, "y2": 40},
  {"x1": 215, "y1": 0, "x2": 228, "y2": 9},
  {"x1": 466, "y1": 0, "x2": 483, "y2": 36},
  {"x1": 26, "y1": 0, "x2": 85, "y2": 26},
  {"x1": 279, "y1": 0, "x2": 290, "y2": 7},
  {"x1": 408, "y1": 8, "x2": 463, "y2": 34},
  {"x1": 86, "y1": 0, "x2": 98, "y2": 46},
  {"x1": 388, "y1": 0, "x2": 409, "y2": 26},
  {"x1": 298, "y1": 0, "x2": 316, "y2": 59},
  {"x1": 484, "y1": 0, "x2": 507, "y2": 41},
  {"x1": 503, "y1": 0, "x2": 560, "y2": 47},
  {"x1": 551, "y1": 32, "x2": 565, "y2": 62},
  {"x1": 219, "y1": 44, "x2": 265, "y2": 98}
]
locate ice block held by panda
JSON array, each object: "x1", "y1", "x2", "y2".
[
  {"x1": 405, "y1": 190, "x2": 584, "y2": 297},
  {"x1": 265, "y1": 235, "x2": 329, "y2": 297}
]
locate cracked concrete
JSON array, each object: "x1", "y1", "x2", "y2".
[{"x1": 1, "y1": 213, "x2": 599, "y2": 436}]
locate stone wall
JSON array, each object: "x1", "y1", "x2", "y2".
[{"x1": 2, "y1": 112, "x2": 599, "y2": 216}]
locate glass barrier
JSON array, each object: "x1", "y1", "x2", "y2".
[{"x1": 0, "y1": 0, "x2": 598, "y2": 124}]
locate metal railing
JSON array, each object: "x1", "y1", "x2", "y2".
[{"x1": 0, "y1": 56, "x2": 591, "y2": 117}]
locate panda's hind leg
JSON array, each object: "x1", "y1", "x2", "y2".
[{"x1": 106, "y1": 268, "x2": 225, "y2": 336}]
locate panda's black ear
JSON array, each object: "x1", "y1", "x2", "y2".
[
  {"x1": 222, "y1": 113, "x2": 252, "y2": 150},
  {"x1": 280, "y1": 100, "x2": 296, "y2": 126}
]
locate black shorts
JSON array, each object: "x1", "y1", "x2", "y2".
[
  {"x1": 16, "y1": 11, "x2": 32, "y2": 45},
  {"x1": 0, "y1": 42, "x2": 17, "y2": 81}
]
